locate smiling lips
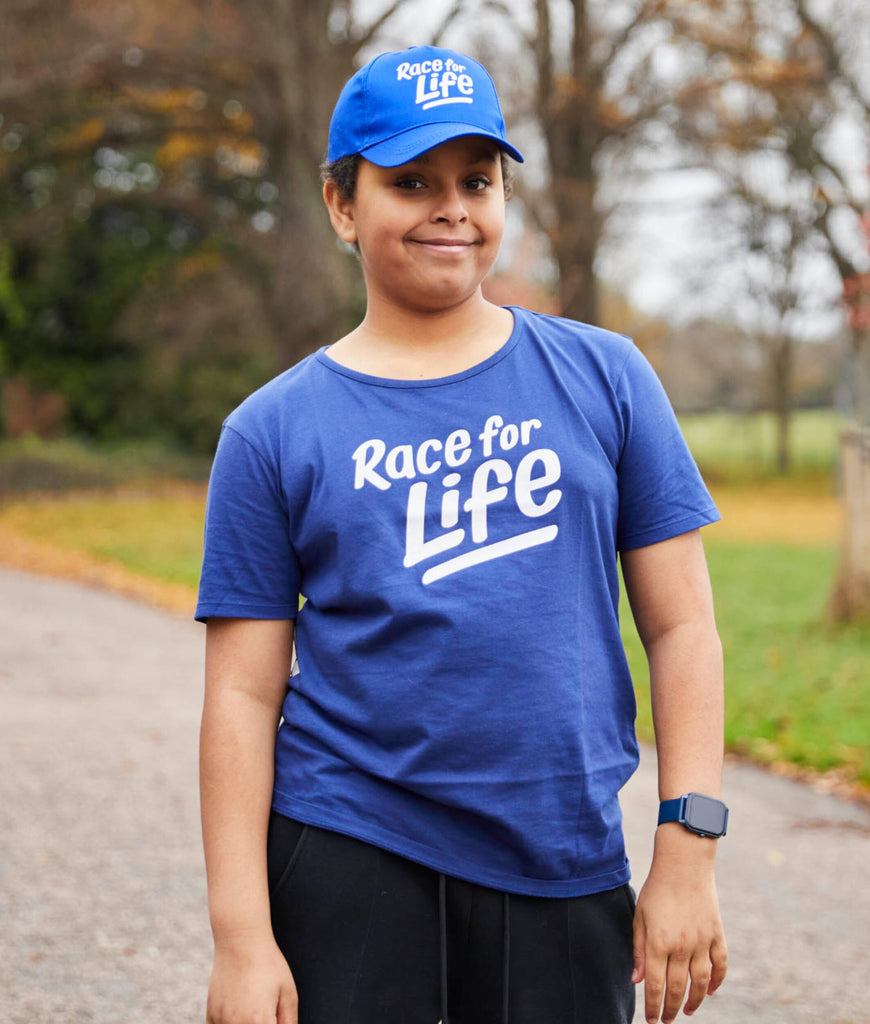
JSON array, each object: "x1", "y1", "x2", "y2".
[{"x1": 409, "y1": 237, "x2": 478, "y2": 254}]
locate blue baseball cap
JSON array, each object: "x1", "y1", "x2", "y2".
[{"x1": 327, "y1": 45, "x2": 524, "y2": 167}]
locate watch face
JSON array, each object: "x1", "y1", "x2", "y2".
[{"x1": 685, "y1": 793, "x2": 728, "y2": 836}]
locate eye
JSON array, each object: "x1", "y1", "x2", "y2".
[
  {"x1": 464, "y1": 175, "x2": 493, "y2": 192},
  {"x1": 394, "y1": 176, "x2": 426, "y2": 190}
]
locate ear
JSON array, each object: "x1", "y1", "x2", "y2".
[{"x1": 323, "y1": 180, "x2": 358, "y2": 245}]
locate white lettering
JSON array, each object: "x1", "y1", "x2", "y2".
[
  {"x1": 415, "y1": 75, "x2": 440, "y2": 106},
  {"x1": 354, "y1": 418, "x2": 562, "y2": 585},
  {"x1": 440, "y1": 70, "x2": 458, "y2": 97},
  {"x1": 432, "y1": 58, "x2": 443, "y2": 72},
  {"x1": 500, "y1": 423, "x2": 519, "y2": 450},
  {"x1": 396, "y1": 62, "x2": 412, "y2": 80},
  {"x1": 416, "y1": 438, "x2": 443, "y2": 475},
  {"x1": 404, "y1": 481, "x2": 465, "y2": 567},
  {"x1": 457, "y1": 74, "x2": 474, "y2": 95},
  {"x1": 385, "y1": 444, "x2": 416, "y2": 481},
  {"x1": 445, "y1": 429, "x2": 472, "y2": 467},
  {"x1": 521, "y1": 418, "x2": 542, "y2": 445},
  {"x1": 463, "y1": 458, "x2": 512, "y2": 543},
  {"x1": 479, "y1": 415, "x2": 503, "y2": 458},
  {"x1": 441, "y1": 472, "x2": 461, "y2": 528},
  {"x1": 515, "y1": 449, "x2": 562, "y2": 517},
  {"x1": 352, "y1": 439, "x2": 390, "y2": 490}
]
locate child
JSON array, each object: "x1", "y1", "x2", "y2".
[{"x1": 196, "y1": 45, "x2": 728, "y2": 1024}]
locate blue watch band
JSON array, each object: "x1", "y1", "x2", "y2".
[{"x1": 657, "y1": 796, "x2": 686, "y2": 826}]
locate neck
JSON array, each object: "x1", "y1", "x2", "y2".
[
  {"x1": 360, "y1": 289, "x2": 497, "y2": 348},
  {"x1": 328, "y1": 290, "x2": 514, "y2": 380}
]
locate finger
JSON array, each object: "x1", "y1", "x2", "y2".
[
  {"x1": 683, "y1": 951, "x2": 712, "y2": 1016},
  {"x1": 280, "y1": 982, "x2": 300, "y2": 1024},
  {"x1": 660, "y1": 954, "x2": 690, "y2": 1024},
  {"x1": 643, "y1": 951, "x2": 667, "y2": 1024},
  {"x1": 708, "y1": 936, "x2": 728, "y2": 994},
  {"x1": 277, "y1": 987, "x2": 299, "y2": 1024},
  {"x1": 632, "y1": 912, "x2": 646, "y2": 984}
]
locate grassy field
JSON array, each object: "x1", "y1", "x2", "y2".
[
  {"x1": 620, "y1": 540, "x2": 869, "y2": 786},
  {"x1": 1, "y1": 417, "x2": 868, "y2": 790},
  {"x1": 679, "y1": 408, "x2": 839, "y2": 480}
]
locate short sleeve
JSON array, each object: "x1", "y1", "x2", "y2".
[
  {"x1": 195, "y1": 424, "x2": 301, "y2": 623},
  {"x1": 615, "y1": 346, "x2": 720, "y2": 551}
]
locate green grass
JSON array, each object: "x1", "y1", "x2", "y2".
[
  {"x1": 0, "y1": 435, "x2": 212, "y2": 496},
  {"x1": 678, "y1": 408, "x2": 839, "y2": 481},
  {"x1": 621, "y1": 539, "x2": 870, "y2": 785},
  {"x1": 0, "y1": 492, "x2": 206, "y2": 587}
]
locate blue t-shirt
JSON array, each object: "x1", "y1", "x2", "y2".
[{"x1": 196, "y1": 306, "x2": 720, "y2": 897}]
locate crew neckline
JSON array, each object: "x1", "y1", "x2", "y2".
[{"x1": 315, "y1": 306, "x2": 524, "y2": 389}]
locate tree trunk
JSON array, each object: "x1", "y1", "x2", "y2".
[
  {"x1": 830, "y1": 321, "x2": 870, "y2": 621},
  {"x1": 830, "y1": 424, "x2": 870, "y2": 620},
  {"x1": 770, "y1": 333, "x2": 792, "y2": 475},
  {"x1": 551, "y1": 176, "x2": 599, "y2": 325},
  {"x1": 534, "y1": 0, "x2": 601, "y2": 327},
  {"x1": 258, "y1": 0, "x2": 358, "y2": 368}
]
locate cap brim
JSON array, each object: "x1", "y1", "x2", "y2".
[{"x1": 360, "y1": 123, "x2": 524, "y2": 166}]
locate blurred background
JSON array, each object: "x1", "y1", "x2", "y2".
[{"x1": 0, "y1": 0, "x2": 868, "y2": 792}]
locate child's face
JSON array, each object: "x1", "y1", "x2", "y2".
[{"x1": 326, "y1": 136, "x2": 507, "y2": 316}]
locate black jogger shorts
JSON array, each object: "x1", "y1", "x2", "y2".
[{"x1": 267, "y1": 811, "x2": 636, "y2": 1024}]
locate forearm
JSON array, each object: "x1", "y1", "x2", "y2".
[
  {"x1": 646, "y1": 618, "x2": 723, "y2": 868},
  {"x1": 200, "y1": 686, "x2": 281, "y2": 943},
  {"x1": 648, "y1": 619, "x2": 724, "y2": 802},
  {"x1": 623, "y1": 534, "x2": 727, "y2": 1021}
]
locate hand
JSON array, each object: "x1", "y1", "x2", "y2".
[
  {"x1": 632, "y1": 831, "x2": 727, "y2": 1023},
  {"x1": 206, "y1": 933, "x2": 298, "y2": 1024}
]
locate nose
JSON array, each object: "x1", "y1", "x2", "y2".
[{"x1": 431, "y1": 183, "x2": 468, "y2": 224}]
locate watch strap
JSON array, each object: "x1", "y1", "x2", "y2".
[{"x1": 657, "y1": 796, "x2": 686, "y2": 827}]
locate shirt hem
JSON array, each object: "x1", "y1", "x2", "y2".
[
  {"x1": 618, "y1": 506, "x2": 721, "y2": 552},
  {"x1": 270, "y1": 792, "x2": 631, "y2": 898},
  {"x1": 194, "y1": 603, "x2": 298, "y2": 624}
]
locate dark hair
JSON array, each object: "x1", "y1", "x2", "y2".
[{"x1": 321, "y1": 150, "x2": 515, "y2": 200}]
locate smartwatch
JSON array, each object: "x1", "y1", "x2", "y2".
[{"x1": 657, "y1": 793, "x2": 729, "y2": 838}]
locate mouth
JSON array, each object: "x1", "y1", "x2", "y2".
[{"x1": 408, "y1": 238, "x2": 478, "y2": 255}]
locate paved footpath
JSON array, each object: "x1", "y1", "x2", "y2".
[{"x1": 1, "y1": 565, "x2": 868, "y2": 1024}]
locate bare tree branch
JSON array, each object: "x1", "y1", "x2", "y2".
[
  {"x1": 591, "y1": 0, "x2": 663, "y2": 89},
  {"x1": 533, "y1": 0, "x2": 553, "y2": 121},
  {"x1": 351, "y1": 0, "x2": 405, "y2": 48},
  {"x1": 793, "y1": 0, "x2": 870, "y2": 117},
  {"x1": 480, "y1": 0, "x2": 536, "y2": 50},
  {"x1": 430, "y1": 0, "x2": 466, "y2": 46}
]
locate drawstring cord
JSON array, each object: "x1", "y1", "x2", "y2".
[
  {"x1": 439, "y1": 872, "x2": 449, "y2": 1024},
  {"x1": 438, "y1": 876, "x2": 511, "y2": 1024},
  {"x1": 502, "y1": 891, "x2": 511, "y2": 1024}
]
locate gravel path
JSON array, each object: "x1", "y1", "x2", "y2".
[{"x1": 2, "y1": 565, "x2": 868, "y2": 1024}]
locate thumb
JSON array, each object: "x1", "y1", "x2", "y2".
[{"x1": 632, "y1": 908, "x2": 646, "y2": 984}]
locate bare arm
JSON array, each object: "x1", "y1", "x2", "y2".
[
  {"x1": 621, "y1": 530, "x2": 727, "y2": 1024},
  {"x1": 200, "y1": 616, "x2": 298, "y2": 1024}
]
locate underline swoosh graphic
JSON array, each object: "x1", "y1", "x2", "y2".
[
  {"x1": 421, "y1": 97, "x2": 474, "y2": 110},
  {"x1": 421, "y1": 525, "x2": 558, "y2": 585}
]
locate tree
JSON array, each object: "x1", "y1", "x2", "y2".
[
  {"x1": 832, "y1": 205, "x2": 870, "y2": 619},
  {"x1": 471, "y1": 0, "x2": 828, "y2": 330},
  {"x1": 690, "y1": 161, "x2": 834, "y2": 473}
]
